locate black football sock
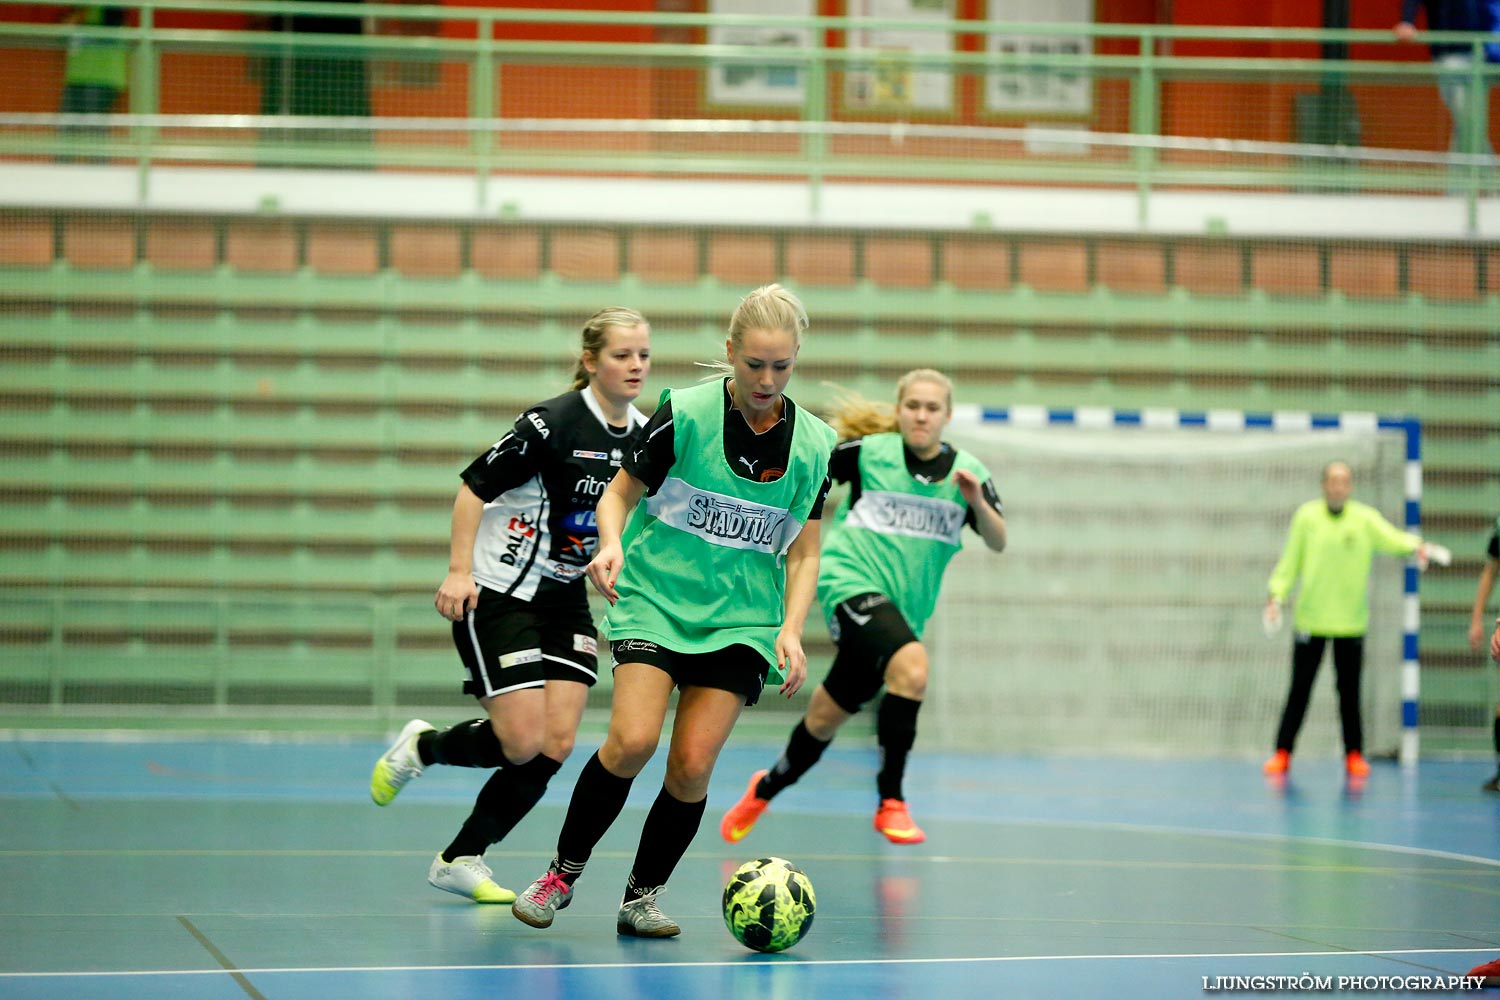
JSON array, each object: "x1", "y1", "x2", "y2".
[
  {"x1": 757, "y1": 720, "x2": 831, "y2": 800},
  {"x1": 876, "y1": 694, "x2": 921, "y2": 802},
  {"x1": 623, "y1": 785, "x2": 706, "y2": 902},
  {"x1": 419, "y1": 718, "x2": 508, "y2": 768},
  {"x1": 442, "y1": 754, "x2": 562, "y2": 861},
  {"x1": 553, "y1": 752, "x2": 634, "y2": 885}
]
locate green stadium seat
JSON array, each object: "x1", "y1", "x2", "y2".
[
  {"x1": 390, "y1": 225, "x2": 464, "y2": 279},
  {"x1": 707, "y1": 232, "x2": 777, "y2": 286},
  {"x1": 145, "y1": 221, "x2": 218, "y2": 273},
  {"x1": 864, "y1": 236, "x2": 935, "y2": 290},
  {"x1": 941, "y1": 235, "x2": 1012, "y2": 291},
  {"x1": 306, "y1": 223, "x2": 381, "y2": 276},
  {"x1": 786, "y1": 234, "x2": 856, "y2": 287},
  {"x1": 471, "y1": 227, "x2": 543, "y2": 280},
  {"x1": 1407, "y1": 247, "x2": 1480, "y2": 302},
  {"x1": 1017, "y1": 240, "x2": 1090, "y2": 293},
  {"x1": 1, "y1": 208, "x2": 1495, "y2": 737},
  {"x1": 62, "y1": 217, "x2": 135, "y2": 271},
  {"x1": 1173, "y1": 242, "x2": 1244, "y2": 295},
  {"x1": 1096, "y1": 241, "x2": 1168, "y2": 294},
  {"x1": 626, "y1": 230, "x2": 700, "y2": 285},
  {"x1": 1329, "y1": 246, "x2": 1400, "y2": 300},
  {"x1": 1251, "y1": 244, "x2": 1323, "y2": 296},
  {"x1": 0, "y1": 216, "x2": 55, "y2": 269},
  {"x1": 225, "y1": 220, "x2": 299, "y2": 274},
  {"x1": 549, "y1": 227, "x2": 620, "y2": 283}
]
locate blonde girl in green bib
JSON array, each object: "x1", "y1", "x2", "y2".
[
  {"x1": 511, "y1": 284, "x2": 836, "y2": 938},
  {"x1": 720, "y1": 370, "x2": 1007, "y2": 847}
]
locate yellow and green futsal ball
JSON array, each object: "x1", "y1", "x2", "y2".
[{"x1": 722, "y1": 856, "x2": 816, "y2": 953}]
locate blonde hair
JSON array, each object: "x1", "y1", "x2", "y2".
[
  {"x1": 700, "y1": 283, "x2": 809, "y2": 378},
  {"x1": 825, "y1": 368, "x2": 955, "y2": 442},
  {"x1": 570, "y1": 306, "x2": 648, "y2": 391}
]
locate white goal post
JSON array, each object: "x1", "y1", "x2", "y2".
[{"x1": 925, "y1": 405, "x2": 1422, "y2": 765}]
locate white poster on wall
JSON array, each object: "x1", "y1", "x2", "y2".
[
  {"x1": 984, "y1": 0, "x2": 1093, "y2": 116},
  {"x1": 707, "y1": 0, "x2": 815, "y2": 107},
  {"x1": 845, "y1": 0, "x2": 955, "y2": 113}
]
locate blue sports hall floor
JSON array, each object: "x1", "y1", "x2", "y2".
[{"x1": 2, "y1": 731, "x2": 1498, "y2": 1000}]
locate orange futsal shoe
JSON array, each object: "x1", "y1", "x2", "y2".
[
  {"x1": 1262, "y1": 749, "x2": 1290, "y2": 775},
  {"x1": 1466, "y1": 958, "x2": 1500, "y2": 985},
  {"x1": 874, "y1": 798, "x2": 926, "y2": 845},
  {"x1": 1345, "y1": 751, "x2": 1370, "y2": 777},
  {"x1": 719, "y1": 770, "x2": 770, "y2": 843}
]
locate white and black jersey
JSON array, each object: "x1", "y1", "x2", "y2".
[
  {"x1": 827, "y1": 438, "x2": 1002, "y2": 532},
  {"x1": 624, "y1": 379, "x2": 831, "y2": 518},
  {"x1": 461, "y1": 388, "x2": 646, "y2": 606}
]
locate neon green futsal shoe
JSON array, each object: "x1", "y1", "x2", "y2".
[
  {"x1": 370, "y1": 718, "x2": 434, "y2": 806},
  {"x1": 428, "y1": 853, "x2": 517, "y2": 904}
]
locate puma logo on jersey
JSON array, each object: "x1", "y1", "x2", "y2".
[{"x1": 738, "y1": 456, "x2": 758, "y2": 475}]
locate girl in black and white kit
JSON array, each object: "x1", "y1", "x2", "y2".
[{"x1": 368, "y1": 308, "x2": 651, "y2": 904}]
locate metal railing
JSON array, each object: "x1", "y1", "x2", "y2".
[{"x1": 2, "y1": 0, "x2": 1498, "y2": 224}]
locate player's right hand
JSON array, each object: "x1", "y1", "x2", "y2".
[
  {"x1": 435, "y1": 572, "x2": 478, "y2": 621},
  {"x1": 1417, "y1": 541, "x2": 1451, "y2": 570},
  {"x1": 1262, "y1": 598, "x2": 1283, "y2": 638},
  {"x1": 587, "y1": 542, "x2": 624, "y2": 605}
]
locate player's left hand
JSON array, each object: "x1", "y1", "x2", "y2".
[
  {"x1": 586, "y1": 540, "x2": 625, "y2": 605},
  {"x1": 774, "y1": 629, "x2": 807, "y2": 698},
  {"x1": 951, "y1": 467, "x2": 982, "y2": 504}
]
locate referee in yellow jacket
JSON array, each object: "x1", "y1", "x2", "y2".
[{"x1": 1261, "y1": 461, "x2": 1448, "y2": 777}]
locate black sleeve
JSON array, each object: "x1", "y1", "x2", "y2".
[
  {"x1": 964, "y1": 478, "x2": 1004, "y2": 533},
  {"x1": 622, "y1": 399, "x2": 676, "y2": 494},
  {"x1": 827, "y1": 439, "x2": 862, "y2": 485},
  {"x1": 807, "y1": 475, "x2": 832, "y2": 521},
  {"x1": 1487, "y1": 528, "x2": 1499, "y2": 561},
  {"x1": 458, "y1": 408, "x2": 551, "y2": 503}
]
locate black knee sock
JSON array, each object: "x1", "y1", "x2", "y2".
[
  {"x1": 876, "y1": 694, "x2": 921, "y2": 802},
  {"x1": 757, "y1": 720, "x2": 832, "y2": 800},
  {"x1": 442, "y1": 754, "x2": 562, "y2": 861},
  {"x1": 418, "y1": 718, "x2": 508, "y2": 768},
  {"x1": 1493, "y1": 716, "x2": 1500, "y2": 772},
  {"x1": 552, "y1": 752, "x2": 634, "y2": 885},
  {"x1": 624, "y1": 786, "x2": 706, "y2": 902}
]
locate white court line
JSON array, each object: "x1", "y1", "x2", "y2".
[
  {"x1": 955, "y1": 815, "x2": 1500, "y2": 871},
  {"x1": 3, "y1": 816, "x2": 1498, "y2": 870},
  {"x1": 0, "y1": 947, "x2": 1494, "y2": 979}
]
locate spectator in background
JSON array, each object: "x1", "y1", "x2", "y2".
[
  {"x1": 1393, "y1": 1, "x2": 1495, "y2": 160},
  {"x1": 58, "y1": 4, "x2": 128, "y2": 163},
  {"x1": 249, "y1": 0, "x2": 371, "y2": 158}
]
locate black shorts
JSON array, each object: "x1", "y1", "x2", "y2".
[
  {"x1": 609, "y1": 638, "x2": 769, "y2": 708},
  {"x1": 821, "y1": 592, "x2": 919, "y2": 714},
  {"x1": 453, "y1": 588, "x2": 599, "y2": 698}
]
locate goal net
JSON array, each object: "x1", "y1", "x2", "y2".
[{"x1": 924, "y1": 407, "x2": 1415, "y2": 761}]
